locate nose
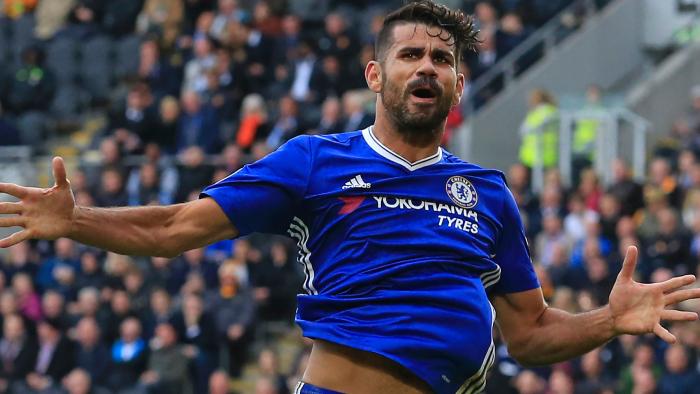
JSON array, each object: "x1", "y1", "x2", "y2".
[{"x1": 416, "y1": 56, "x2": 438, "y2": 78}]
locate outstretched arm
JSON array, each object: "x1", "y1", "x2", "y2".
[
  {"x1": 0, "y1": 157, "x2": 236, "y2": 257},
  {"x1": 492, "y1": 246, "x2": 700, "y2": 366}
]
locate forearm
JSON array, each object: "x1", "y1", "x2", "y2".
[
  {"x1": 506, "y1": 305, "x2": 616, "y2": 366},
  {"x1": 69, "y1": 204, "x2": 188, "y2": 257}
]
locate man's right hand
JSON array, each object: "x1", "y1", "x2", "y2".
[{"x1": 0, "y1": 157, "x2": 75, "y2": 247}]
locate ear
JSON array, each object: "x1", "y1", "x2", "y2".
[
  {"x1": 452, "y1": 72, "x2": 465, "y2": 107},
  {"x1": 365, "y1": 60, "x2": 382, "y2": 93}
]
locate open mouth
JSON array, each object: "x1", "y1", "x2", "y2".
[{"x1": 411, "y1": 87, "x2": 437, "y2": 99}]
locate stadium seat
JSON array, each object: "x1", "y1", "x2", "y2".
[
  {"x1": 0, "y1": 19, "x2": 10, "y2": 69},
  {"x1": 80, "y1": 35, "x2": 114, "y2": 101},
  {"x1": 113, "y1": 34, "x2": 142, "y2": 80},
  {"x1": 50, "y1": 83, "x2": 88, "y2": 119},
  {"x1": 10, "y1": 13, "x2": 36, "y2": 67},
  {"x1": 46, "y1": 36, "x2": 79, "y2": 85}
]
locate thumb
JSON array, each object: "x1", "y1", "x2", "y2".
[
  {"x1": 52, "y1": 157, "x2": 69, "y2": 188},
  {"x1": 618, "y1": 245, "x2": 638, "y2": 281}
]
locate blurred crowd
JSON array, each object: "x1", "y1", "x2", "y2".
[
  {"x1": 0, "y1": 0, "x2": 585, "y2": 150},
  {"x1": 495, "y1": 85, "x2": 700, "y2": 394},
  {"x1": 2, "y1": 0, "x2": 687, "y2": 394}
]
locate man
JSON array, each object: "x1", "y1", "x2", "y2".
[{"x1": 1, "y1": 1, "x2": 700, "y2": 393}]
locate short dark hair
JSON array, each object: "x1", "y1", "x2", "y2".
[{"x1": 375, "y1": 0, "x2": 478, "y2": 65}]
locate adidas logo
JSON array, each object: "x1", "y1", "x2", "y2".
[{"x1": 342, "y1": 175, "x2": 371, "y2": 189}]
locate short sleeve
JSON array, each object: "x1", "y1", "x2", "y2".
[
  {"x1": 490, "y1": 183, "x2": 540, "y2": 294},
  {"x1": 200, "y1": 135, "x2": 311, "y2": 236}
]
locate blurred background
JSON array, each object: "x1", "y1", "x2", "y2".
[{"x1": 0, "y1": 0, "x2": 700, "y2": 393}]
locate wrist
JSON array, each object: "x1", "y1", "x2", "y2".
[
  {"x1": 68, "y1": 205, "x2": 82, "y2": 239},
  {"x1": 599, "y1": 304, "x2": 618, "y2": 339}
]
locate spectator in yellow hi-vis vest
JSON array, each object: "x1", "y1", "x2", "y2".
[
  {"x1": 519, "y1": 89, "x2": 559, "y2": 169},
  {"x1": 572, "y1": 85, "x2": 605, "y2": 185}
]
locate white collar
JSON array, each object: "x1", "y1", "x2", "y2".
[{"x1": 362, "y1": 126, "x2": 442, "y2": 171}]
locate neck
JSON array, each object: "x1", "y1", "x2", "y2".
[{"x1": 372, "y1": 108, "x2": 444, "y2": 164}]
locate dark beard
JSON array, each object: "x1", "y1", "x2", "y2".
[{"x1": 380, "y1": 76, "x2": 452, "y2": 142}]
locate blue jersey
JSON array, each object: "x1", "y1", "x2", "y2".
[{"x1": 201, "y1": 127, "x2": 540, "y2": 394}]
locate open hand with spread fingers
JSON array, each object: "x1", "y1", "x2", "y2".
[
  {"x1": 0, "y1": 157, "x2": 75, "y2": 247},
  {"x1": 609, "y1": 246, "x2": 700, "y2": 343}
]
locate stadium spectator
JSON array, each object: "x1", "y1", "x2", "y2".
[
  {"x1": 645, "y1": 207, "x2": 692, "y2": 275},
  {"x1": 34, "y1": 0, "x2": 75, "y2": 39},
  {"x1": 177, "y1": 90, "x2": 221, "y2": 153},
  {"x1": 68, "y1": 286, "x2": 101, "y2": 325},
  {"x1": 15, "y1": 318, "x2": 75, "y2": 392},
  {"x1": 209, "y1": 263, "x2": 254, "y2": 377},
  {"x1": 234, "y1": 20, "x2": 276, "y2": 96},
  {"x1": 234, "y1": 93, "x2": 270, "y2": 150},
  {"x1": 41, "y1": 291, "x2": 68, "y2": 328},
  {"x1": 210, "y1": 0, "x2": 244, "y2": 41},
  {"x1": 3, "y1": 241, "x2": 38, "y2": 281},
  {"x1": 285, "y1": 38, "x2": 322, "y2": 105},
  {"x1": 2, "y1": 0, "x2": 36, "y2": 19},
  {"x1": 94, "y1": 167, "x2": 129, "y2": 207},
  {"x1": 272, "y1": 14, "x2": 302, "y2": 66},
  {"x1": 310, "y1": 96, "x2": 343, "y2": 134},
  {"x1": 618, "y1": 341, "x2": 662, "y2": 394},
  {"x1": 107, "y1": 317, "x2": 148, "y2": 391},
  {"x1": 250, "y1": 240, "x2": 299, "y2": 322},
  {"x1": 175, "y1": 145, "x2": 213, "y2": 202},
  {"x1": 138, "y1": 40, "x2": 182, "y2": 101},
  {"x1": 103, "y1": 289, "x2": 135, "y2": 344},
  {"x1": 255, "y1": 376, "x2": 279, "y2": 394},
  {"x1": 107, "y1": 83, "x2": 157, "y2": 154},
  {"x1": 657, "y1": 344, "x2": 700, "y2": 394},
  {"x1": 73, "y1": 317, "x2": 110, "y2": 386},
  {"x1": 13, "y1": 273, "x2": 42, "y2": 322},
  {"x1": 127, "y1": 163, "x2": 164, "y2": 206},
  {"x1": 74, "y1": 251, "x2": 106, "y2": 291},
  {"x1": 608, "y1": 159, "x2": 644, "y2": 217},
  {"x1": 0, "y1": 45, "x2": 55, "y2": 144},
  {"x1": 142, "y1": 287, "x2": 172, "y2": 339},
  {"x1": 519, "y1": 88, "x2": 559, "y2": 170},
  {"x1": 100, "y1": 0, "x2": 143, "y2": 37},
  {"x1": 548, "y1": 369, "x2": 575, "y2": 394},
  {"x1": 256, "y1": 347, "x2": 289, "y2": 394},
  {"x1": 648, "y1": 157, "x2": 682, "y2": 209},
  {"x1": 575, "y1": 348, "x2": 613, "y2": 394},
  {"x1": 208, "y1": 370, "x2": 232, "y2": 394},
  {"x1": 35, "y1": 238, "x2": 78, "y2": 293},
  {"x1": 218, "y1": 143, "x2": 243, "y2": 173},
  {"x1": 60, "y1": 368, "x2": 111, "y2": 394},
  {"x1": 182, "y1": 35, "x2": 217, "y2": 95},
  {"x1": 171, "y1": 292, "x2": 218, "y2": 394},
  {"x1": 340, "y1": 91, "x2": 373, "y2": 133},
  {"x1": 138, "y1": 322, "x2": 191, "y2": 394},
  {"x1": 0, "y1": 314, "x2": 37, "y2": 390},
  {"x1": 252, "y1": 0, "x2": 280, "y2": 37},
  {"x1": 496, "y1": 12, "x2": 529, "y2": 58},
  {"x1": 317, "y1": 12, "x2": 359, "y2": 65},
  {"x1": 265, "y1": 95, "x2": 300, "y2": 149},
  {"x1": 513, "y1": 369, "x2": 546, "y2": 394},
  {"x1": 64, "y1": 0, "x2": 102, "y2": 39},
  {"x1": 136, "y1": 0, "x2": 184, "y2": 47}
]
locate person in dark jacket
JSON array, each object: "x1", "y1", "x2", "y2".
[{"x1": 0, "y1": 314, "x2": 37, "y2": 390}]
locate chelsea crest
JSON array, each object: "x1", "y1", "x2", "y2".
[{"x1": 446, "y1": 176, "x2": 478, "y2": 209}]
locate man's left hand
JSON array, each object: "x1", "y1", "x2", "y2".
[{"x1": 609, "y1": 246, "x2": 700, "y2": 343}]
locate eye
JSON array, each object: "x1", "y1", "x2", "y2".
[{"x1": 434, "y1": 55, "x2": 452, "y2": 65}]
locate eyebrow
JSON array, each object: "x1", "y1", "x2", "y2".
[{"x1": 397, "y1": 46, "x2": 455, "y2": 62}]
